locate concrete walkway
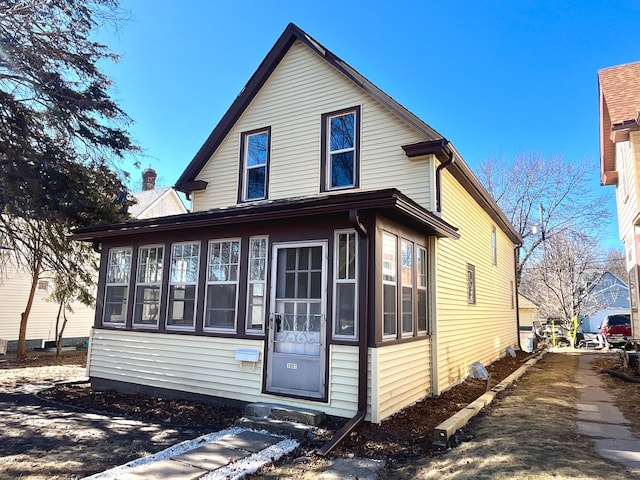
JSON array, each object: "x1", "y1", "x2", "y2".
[
  {"x1": 84, "y1": 428, "x2": 299, "y2": 479},
  {"x1": 576, "y1": 354, "x2": 640, "y2": 473}
]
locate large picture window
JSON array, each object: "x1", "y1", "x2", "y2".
[
  {"x1": 167, "y1": 242, "x2": 200, "y2": 329},
  {"x1": 133, "y1": 245, "x2": 164, "y2": 327},
  {"x1": 246, "y1": 236, "x2": 268, "y2": 333},
  {"x1": 401, "y1": 240, "x2": 414, "y2": 337},
  {"x1": 205, "y1": 239, "x2": 240, "y2": 331},
  {"x1": 321, "y1": 106, "x2": 360, "y2": 191},
  {"x1": 103, "y1": 247, "x2": 132, "y2": 325},
  {"x1": 334, "y1": 230, "x2": 358, "y2": 339},
  {"x1": 382, "y1": 233, "x2": 397, "y2": 337},
  {"x1": 240, "y1": 128, "x2": 270, "y2": 202}
]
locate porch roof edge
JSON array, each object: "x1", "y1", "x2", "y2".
[{"x1": 71, "y1": 189, "x2": 459, "y2": 241}]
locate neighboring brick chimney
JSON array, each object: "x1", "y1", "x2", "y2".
[{"x1": 142, "y1": 168, "x2": 157, "y2": 191}]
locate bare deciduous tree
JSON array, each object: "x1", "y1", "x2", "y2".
[{"x1": 479, "y1": 151, "x2": 610, "y2": 282}]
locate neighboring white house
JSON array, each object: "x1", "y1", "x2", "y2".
[
  {"x1": 581, "y1": 271, "x2": 630, "y2": 333},
  {"x1": 0, "y1": 168, "x2": 187, "y2": 351}
]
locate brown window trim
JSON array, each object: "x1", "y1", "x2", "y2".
[
  {"x1": 238, "y1": 126, "x2": 271, "y2": 203},
  {"x1": 320, "y1": 106, "x2": 361, "y2": 193}
]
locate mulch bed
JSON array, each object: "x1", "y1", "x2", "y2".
[{"x1": 38, "y1": 349, "x2": 532, "y2": 464}]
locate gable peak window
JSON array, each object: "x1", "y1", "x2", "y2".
[
  {"x1": 321, "y1": 106, "x2": 360, "y2": 191},
  {"x1": 240, "y1": 127, "x2": 270, "y2": 202}
]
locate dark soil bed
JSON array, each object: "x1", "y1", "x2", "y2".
[{"x1": 39, "y1": 349, "x2": 532, "y2": 464}]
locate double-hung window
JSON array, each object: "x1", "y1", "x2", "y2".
[
  {"x1": 246, "y1": 236, "x2": 268, "y2": 333},
  {"x1": 417, "y1": 246, "x2": 428, "y2": 333},
  {"x1": 205, "y1": 239, "x2": 240, "y2": 331},
  {"x1": 104, "y1": 247, "x2": 132, "y2": 326},
  {"x1": 334, "y1": 230, "x2": 358, "y2": 339},
  {"x1": 167, "y1": 242, "x2": 200, "y2": 329},
  {"x1": 240, "y1": 128, "x2": 270, "y2": 202},
  {"x1": 401, "y1": 240, "x2": 414, "y2": 337},
  {"x1": 133, "y1": 245, "x2": 164, "y2": 328},
  {"x1": 322, "y1": 106, "x2": 360, "y2": 191},
  {"x1": 382, "y1": 233, "x2": 397, "y2": 337}
]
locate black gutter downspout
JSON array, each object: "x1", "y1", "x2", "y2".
[
  {"x1": 435, "y1": 148, "x2": 454, "y2": 213},
  {"x1": 317, "y1": 209, "x2": 369, "y2": 456}
]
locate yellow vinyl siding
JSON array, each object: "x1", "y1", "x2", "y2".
[
  {"x1": 370, "y1": 338, "x2": 431, "y2": 423},
  {"x1": 615, "y1": 138, "x2": 637, "y2": 244},
  {"x1": 89, "y1": 329, "x2": 360, "y2": 418},
  {"x1": 192, "y1": 40, "x2": 433, "y2": 213},
  {"x1": 0, "y1": 257, "x2": 94, "y2": 343},
  {"x1": 434, "y1": 167, "x2": 518, "y2": 393}
]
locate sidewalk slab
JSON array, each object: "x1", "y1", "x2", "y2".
[
  {"x1": 216, "y1": 430, "x2": 280, "y2": 452},
  {"x1": 593, "y1": 438, "x2": 640, "y2": 469},
  {"x1": 577, "y1": 420, "x2": 634, "y2": 439},
  {"x1": 316, "y1": 458, "x2": 385, "y2": 480},
  {"x1": 115, "y1": 459, "x2": 206, "y2": 480},
  {"x1": 172, "y1": 443, "x2": 249, "y2": 470}
]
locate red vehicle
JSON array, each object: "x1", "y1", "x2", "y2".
[{"x1": 599, "y1": 314, "x2": 632, "y2": 347}]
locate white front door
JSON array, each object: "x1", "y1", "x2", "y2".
[{"x1": 266, "y1": 242, "x2": 327, "y2": 399}]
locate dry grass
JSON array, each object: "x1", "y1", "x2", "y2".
[{"x1": 387, "y1": 353, "x2": 640, "y2": 480}]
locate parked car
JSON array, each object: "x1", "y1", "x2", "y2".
[{"x1": 598, "y1": 314, "x2": 632, "y2": 347}]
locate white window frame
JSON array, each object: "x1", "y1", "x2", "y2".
[
  {"x1": 133, "y1": 244, "x2": 164, "y2": 328},
  {"x1": 166, "y1": 241, "x2": 200, "y2": 330},
  {"x1": 246, "y1": 236, "x2": 268, "y2": 334},
  {"x1": 382, "y1": 232, "x2": 397, "y2": 338},
  {"x1": 417, "y1": 245, "x2": 428, "y2": 334},
  {"x1": 103, "y1": 247, "x2": 133, "y2": 326},
  {"x1": 204, "y1": 238, "x2": 241, "y2": 332},
  {"x1": 401, "y1": 239, "x2": 414, "y2": 337},
  {"x1": 333, "y1": 229, "x2": 358, "y2": 340}
]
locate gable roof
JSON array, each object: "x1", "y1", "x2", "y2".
[
  {"x1": 130, "y1": 187, "x2": 187, "y2": 218},
  {"x1": 598, "y1": 61, "x2": 640, "y2": 185},
  {"x1": 174, "y1": 23, "x2": 443, "y2": 191},
  {"x1": 173, "y1": 23, "x2": 521, "y2": 245}
]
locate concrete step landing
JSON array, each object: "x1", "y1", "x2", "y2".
[{"x1": 236, "y1": 402, "x2": 325, "y2": 440}]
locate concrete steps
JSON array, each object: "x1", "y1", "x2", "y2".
[{"x1": 236, "y1": 402, "x2": 325, "y2": 440}]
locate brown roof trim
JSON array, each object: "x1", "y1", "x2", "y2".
[
  {"x1": 174, "y1": 180, "x2": 208, "y2": 194},
  {"x1": 72, "y1": 189, "x2": 460, "y2": 241},
  {"x1": 174, "y1": 23, "x2": 444, "y2": 193},
  {"x1": 402, "y1": 139, "x2": 449, "y2": 158}
]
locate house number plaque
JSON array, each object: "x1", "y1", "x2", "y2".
[{"x1": 286, "y1": 363, "x2": 298, "y2": 370}]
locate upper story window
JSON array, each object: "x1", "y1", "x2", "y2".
[
  {"x1": 133, "y1": 245, "x2": 164, "y2": 328},
  {"x1": 321, "y1": 106, "x2": 360, "y2": 192},
  {"x1": 167, "y1": 242, "x2": 200, "y2": 330},
  {"x1": 104, "y1": 247, "x2": 132, "y2": 326},
  {"x1": 240, "y1": 128, "x2": 270, "y2": 202},
  {"x1": 205, "y1": 239, "x2": 240, "y2": 331}
]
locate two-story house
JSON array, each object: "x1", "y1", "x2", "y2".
[
  {"x1": 598, "y1": 61, "x2": 640, "y2": 337},
  {"x1": 73, "y1": 24, "x2": 521, "y2": 424}
]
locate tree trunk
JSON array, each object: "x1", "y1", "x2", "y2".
[
  {"x1": 16, "y1": 254, "x2": 42, "y2": 360},
  {"x1": 55, "y1": 300, "x2": 64, "y2": 357}
]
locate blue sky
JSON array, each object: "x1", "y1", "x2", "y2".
[{"x1": 96, "y1": 1, "x2": 640, "y2": 248}]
